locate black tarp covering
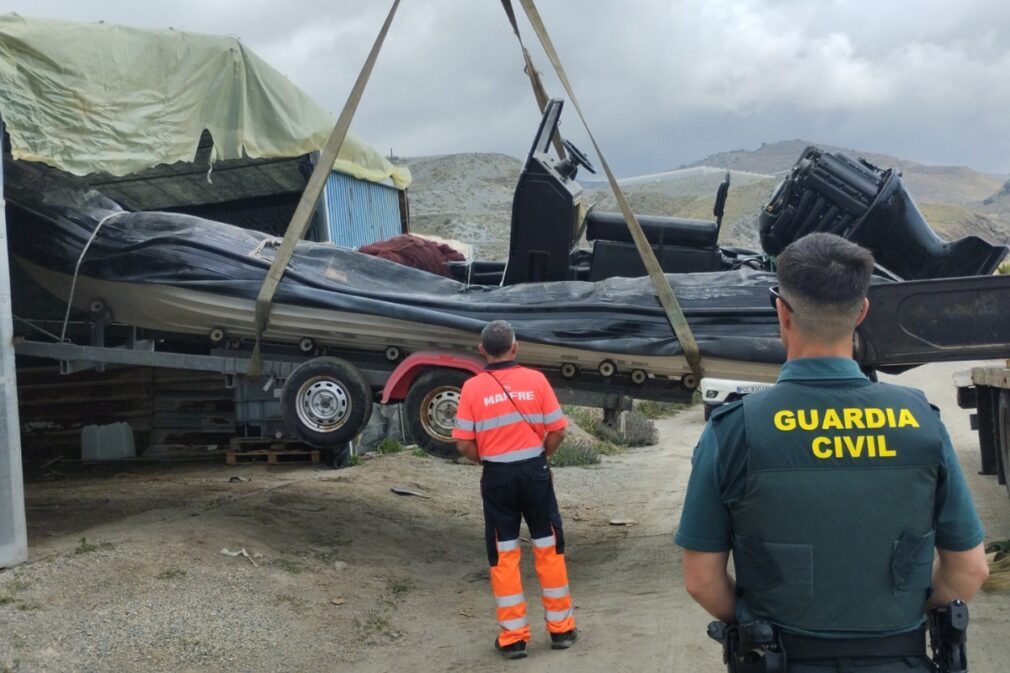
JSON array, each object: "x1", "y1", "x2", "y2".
[{"x1": 5, "y1": 160, "x2": 785, "y2": 363}]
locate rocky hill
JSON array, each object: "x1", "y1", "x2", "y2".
[
  {"x1": 404, "y1": 142, "x2": 1010, "y2": 260},
  {"x1": 584, "y1": 168, "x2": 777, "y2": 249},
  {"x1": 399, "y1": 153, "x2": 521, "y2": 261},
  {"x1": 980, "y1": 178, "x2": 1010, "y2": 217}
]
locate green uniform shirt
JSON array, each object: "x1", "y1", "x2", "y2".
[{"x1": 675, "y1": 357, "x2": 985, "y2": 636}]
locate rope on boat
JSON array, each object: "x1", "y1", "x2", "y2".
[
  {"x1": 13, "y1": 316, "x2": 62, "y2": 343},
  {"x1": 59, "y1": 212, "x2": 125, "y2": 343}
]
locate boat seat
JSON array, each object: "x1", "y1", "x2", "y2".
[{"x1": 586, "y1": 211, "x2": 719, "y2": 249}]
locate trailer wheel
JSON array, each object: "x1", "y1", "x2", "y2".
[
  {"x1": 598, "y1": 360, "x2": 616, "y2": 378},
  {"x1": 999, "y1": 390, "x2": 1010, "y2": 500},
  {"x1": 405, "y1": 368, "x2": 471, "y2": 458},
  {"x1": 281, "y1": 357, "x2": 372, "y2": 449}
]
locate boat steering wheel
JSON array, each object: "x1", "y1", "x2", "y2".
[{"x1": 563, "y1": 139, "x2": 596, "y2": 174}]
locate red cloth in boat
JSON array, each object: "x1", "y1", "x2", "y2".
[{"x1": 358, "y1": 234, "x2": 465, "y2": 277}]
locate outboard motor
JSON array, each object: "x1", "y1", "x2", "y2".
[{"x1": 760, "y1": 147, "x2": 1008, "y2": 279}]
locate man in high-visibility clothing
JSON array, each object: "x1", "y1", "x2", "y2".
[{"x1": 453, "y1": 320, "x2": 578, "y2": 660}]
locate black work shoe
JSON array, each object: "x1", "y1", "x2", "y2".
[
  {"x1": 495, "y1": 638, "x2": 528, "y2": 659},
  {"x1": 550, "y1": 629, "x2": 579, "y2": 649}
]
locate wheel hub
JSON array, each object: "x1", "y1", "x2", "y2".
[
  {"x1": 296, "y1": 377, "x2": 350, "y2": 433},
  {"x1": 421, "y1": 387, "x2": 460, "y2": 441}
]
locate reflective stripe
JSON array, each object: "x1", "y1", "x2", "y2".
[
  {"x1": 545, "y1": 608, "x2": 574, "y2": 622},
  {"x1": 496, "y1": 538, "x2": 520, "y2": 553},
  {"x1": 500, "y1": 616, "x2": 530, "y2": 630},
  {"x1": 543, "y1": 408, "x2": 565, "y2": 424},
  {"x1": 532, "y1": 534, "x2": 556, "y2": 549},
  {"x1": 455, "y1": 418, "x2": 475, "y2": 431},
  {"x1": 496, "y1": 592, "x2": 526, "y2": 608},
  {"x1": 542, "y1": 585, "x2": 569, "y2": 599},
  {"x1": 475, "y1": 411, "x2": 545, "y2": 432},
  {"x1": 483, "y1": 446, "x2": 545, "y2": 463}
]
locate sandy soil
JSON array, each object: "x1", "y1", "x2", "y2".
[{"x1": 1, "y1": 362, "x2": 1009, "y2": 673}]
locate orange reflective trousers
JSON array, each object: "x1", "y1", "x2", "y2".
[{"x1": 481, "y1": 455, "x2": 576, "y2": 646}]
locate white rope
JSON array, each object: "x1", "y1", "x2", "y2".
[
  {"x1": 13, "y1": 316, "x2": 62, "y2": 342},
  {"x1": 59, "y1": 212, "x2": 125, "y2": 343},
  {"x1": 248, "y1": 237, "x2": 283, "y2": 259}
]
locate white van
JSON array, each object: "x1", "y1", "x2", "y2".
[{"x1": 700, "y1": 378, "x2": 773, "y2": 420}]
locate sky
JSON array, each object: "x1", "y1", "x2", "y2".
[{"x1": 7, "y1": 0, "x2": 1010, "y2": 176}]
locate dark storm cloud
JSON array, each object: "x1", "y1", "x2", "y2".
[{"x1": 8, "y1": 0, "x2": 1010, "y2": 174}]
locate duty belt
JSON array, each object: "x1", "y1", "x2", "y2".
[{"x1": 781, "y1": 627, "x2": 926, "y2": 661}]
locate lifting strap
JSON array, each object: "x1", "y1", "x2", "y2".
[
  {"x1": 499, "y1": 0, "x2": 567, "y2": 161},
  {"x1": 249, "y1": 0, "x2": 401, "y2": 378},
  {"x1": 516, "y1": 0, "x2": 704, "y2": 383}
]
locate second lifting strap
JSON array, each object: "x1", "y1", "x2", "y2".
[{"x1": 515, "y1": 0, "x2": 704, "y2": 382}]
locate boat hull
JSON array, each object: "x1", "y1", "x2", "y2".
[{"x1": 20, "y1": 260, "x2": 784, "y2": 383}]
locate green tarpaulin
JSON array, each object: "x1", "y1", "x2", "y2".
[{"x1": 0, "y1": 14, "x2": 410, "y2": 188}]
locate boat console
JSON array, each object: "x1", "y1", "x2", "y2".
[
  {"x1": 504, "y1": 99, "x2": 732, "y2": 285},
  {"x1": 503, "y1": 100, "x2": 586, "y2": 284},
  {"x1": 450, "y1": 99, "x2": 734, "y2": 286}
]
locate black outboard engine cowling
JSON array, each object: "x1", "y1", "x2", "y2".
[{"x1": 760, "y1": 146, "x2": 1008, "y2": 279}]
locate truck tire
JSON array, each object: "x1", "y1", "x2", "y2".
[
  {"x1": 405, "y1": 368, "x2": 471, "y2": 458},
  {"x1": 281, "y1": 357, "x2": 372, "y2": 449},
  {"x1": 999, "y1": 390, "x2": 1010, "y2": 501}
]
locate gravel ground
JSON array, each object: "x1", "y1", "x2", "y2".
[{"x1": 2, "y1": 364, "x2": 1009, "y2": 672}]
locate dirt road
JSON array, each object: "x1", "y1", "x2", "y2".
[{"x1": 1, "y1": 363, "x2": 1008, "y2": 672}]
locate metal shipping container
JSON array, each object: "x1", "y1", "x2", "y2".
[{"x1": 322, "y1": 171, "x2": 405, "y2": 248}]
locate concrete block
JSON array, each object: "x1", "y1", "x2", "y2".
[{"x1": 82, "y1": 422, "x2": 136, "y2": 461}]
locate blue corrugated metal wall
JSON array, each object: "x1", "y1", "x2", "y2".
[{"x1": 323, "y1": 171, "x2": 402, "y2": 248}]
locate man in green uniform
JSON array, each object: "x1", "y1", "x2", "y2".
[{"x1": 675, "y1": 233, "x2": 990, "y2": 672}]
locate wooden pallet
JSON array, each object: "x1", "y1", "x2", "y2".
[
  {"x1": 225, "y1": 448, "x2": 321, "y2": 465},
  {"x1": 226, "y1": 437, "x2": 320, "y2": 465}
]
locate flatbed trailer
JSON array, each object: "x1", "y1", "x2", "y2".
[{"x1": 13, "y1": 328, "x2": 694, "y2": 459}]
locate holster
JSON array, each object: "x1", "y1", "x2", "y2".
[
  {"x1": 707, "y1": 621, "x2": 786, "y2": 673},
  {"x1": 929, "y1": 600, "x2": 969, "y2": 673}
]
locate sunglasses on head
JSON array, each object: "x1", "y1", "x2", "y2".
[{"x1": 768, "y1": 286, "x2": 794, "y2": 313}]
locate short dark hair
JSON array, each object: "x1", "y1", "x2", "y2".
[
  {"x1": 481, "y1": 320, "x2": 515, "y2": 357},
  {"x1": 776, "y1": 233, "x2": 875, "y2": 341}
]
